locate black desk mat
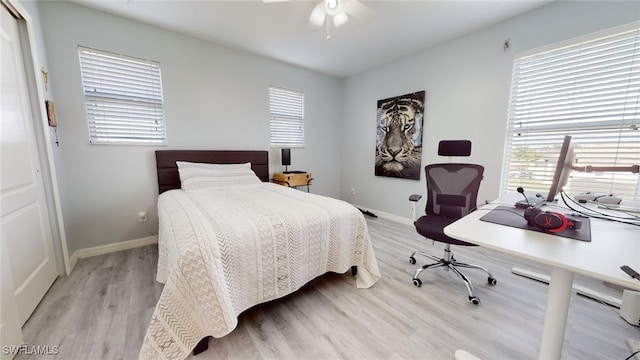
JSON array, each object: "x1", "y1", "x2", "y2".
[{"x1": 479, "y1": 206, "x2": 591, "y2": 242}]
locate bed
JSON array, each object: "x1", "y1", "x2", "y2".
[{"x1": 139, "y1": 150, "x2": 381, "y2": 360}]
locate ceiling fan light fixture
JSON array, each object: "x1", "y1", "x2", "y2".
[
  {"x1": 309, "y1": 2, "x2": 326, "y2": 26},
  {"x1": 325, "y1": 0, "x2": 340, "y2": 16},
  {"x1": 333, "y1": 10, "x2": 348, "y2": 27}
]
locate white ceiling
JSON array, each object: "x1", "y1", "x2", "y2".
[{"x1": 73, "y1": 0, "x2": 553, "y2": 78}]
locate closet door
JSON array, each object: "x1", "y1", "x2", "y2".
[{"x1": 1, "y1": 4, "x2": 58, "y2": 348}]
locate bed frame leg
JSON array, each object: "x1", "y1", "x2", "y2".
[
  {"x1": 193, "y1": 336, "x2": 210, "y2": 356},
  {"x1": 351, "y1": 266, "x2": 357, "y2": 275}
]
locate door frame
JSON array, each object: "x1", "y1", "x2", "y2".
[{"x1": 2, "y1": 0, "x2": 70, "y2": 275}]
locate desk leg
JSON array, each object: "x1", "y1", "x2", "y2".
[{"x1": 538, "y1": 266, "x2": 574, "y2": 360}]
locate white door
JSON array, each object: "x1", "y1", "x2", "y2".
[
  {"x1": 1, "y1": 2, "x2": 58, "y2": 342},
  {"x1": 1, "y1": 237, "x2": 23, "y2": 360}
]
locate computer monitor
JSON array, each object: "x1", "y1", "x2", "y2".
[{"x1": 546, "y1": 135, "x2": 575, "y2": 202}]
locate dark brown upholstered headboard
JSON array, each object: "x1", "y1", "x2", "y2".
[{"x1": 155, "y1": 150, "x2": 270, "y2": 194}]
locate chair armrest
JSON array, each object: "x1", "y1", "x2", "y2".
[{"x1": 409, "y1": 194, "x2": 422, "y2": 221}]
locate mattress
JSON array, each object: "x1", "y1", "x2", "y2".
[{"x1": 139, "y1": 183, "x2": 381, "y2": 360}]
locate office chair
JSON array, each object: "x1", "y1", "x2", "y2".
[{"x1": 409, "y1": 140, "x2": 496, "y2": 305}]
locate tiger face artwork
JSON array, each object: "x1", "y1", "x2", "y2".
[{"x1": 375, "y1": 91, "x2": 425, "y2": 180}]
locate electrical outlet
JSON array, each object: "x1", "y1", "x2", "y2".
[
  {"x1": 351, "y1": 187, "x2": 356, "y2": 196},
  {"x1": 138, "y1": 211, "x2": 148, "y2": 223}
]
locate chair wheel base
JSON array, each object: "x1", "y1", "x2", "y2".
[
  {"x1": 409, "y1": 256, "x2": 416, "y2": 265},
  {"x1": 469, "y1": 296, "x2": 480, "y2": 305},
  {"x1": 488, "y1": 277, "x2": 497, "y2": 286},
  {"x1": 413, "y1": 278, "x2": 422, "y2": 287}
]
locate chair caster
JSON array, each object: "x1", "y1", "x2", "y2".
[
  {"x1": 409, "y1": 256, "x2": 416, "y2": 265},
  {"x1": 413, "y1": 278, "x2": 422, "y2": 287},
  {"x1": 487, "y1": 277, "x2": 497, "y2": 286},
  {"x1": 469, "y1": 296, "x2": 480, "y2": 305}
]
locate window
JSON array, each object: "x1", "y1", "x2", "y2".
[
  {"x1": 501, "y1": 23, "x2": 640, "y2": 201},
  {"x1": 269, "y1": 86, "x2": 304, "y2": 147},
  {"x1": 78, "y1": 46, "x2": 166, "y2": 145}
]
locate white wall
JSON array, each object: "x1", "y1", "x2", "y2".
[
  {"x1": 341, "y1": 1, "x2": 640, "y2": 220},
  {"x1": 34, "y1": 0, "x2": 640, "y2": 253},
  {"x1": 36, "y1": 1, "x2": 343, "y2": 253}
]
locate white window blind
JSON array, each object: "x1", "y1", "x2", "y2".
[
  {"x1": 502, "y1": 23, "x2": 640, "y2": 201},
  {"x1": 78, "y1": 46, "x2": 166, "y2": 145},
  {"x1": 269, "y1": 86, "x2": 304, "y2": 147}
]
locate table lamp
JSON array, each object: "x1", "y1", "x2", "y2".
[{"x1": 282, "y1": 148, "x2": 291, "y2": 173}]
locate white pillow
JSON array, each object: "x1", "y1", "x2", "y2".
[
  {"x1": 176, "y1": 161, "x2": 251, "y2": 171},
  {"x1": 176, "y1": 161, "x2": 261, "y2": 191}
]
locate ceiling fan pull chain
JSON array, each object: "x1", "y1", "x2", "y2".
[{"x1": 326, "y1": 17, "x2": 331, "y2": 40}]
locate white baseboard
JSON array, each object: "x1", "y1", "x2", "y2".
[
  {"x1": 68, "y1": 235, "x2": 158, "y2": 273},
  {"x1": 353, "y1": 204, "x2": 413, "y2": 226}
]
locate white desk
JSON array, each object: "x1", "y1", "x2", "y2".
[{"x1": 444, "y1": 194, "x2": 640, "y2": 360}]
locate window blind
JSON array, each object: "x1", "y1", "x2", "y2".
[
  {"x1": 502, "y1": 23, "x2": 640, "y2": 201},
  {"x1": 269, "y1": 86, "x2": 304, "y2": 147},
  {"x1": 78, "y1": 47, "x2": 166, "y2": 145}
]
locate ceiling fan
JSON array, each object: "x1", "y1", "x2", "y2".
[{"x1": 264, "y1": 0, "x2": 373, "y2": 40}]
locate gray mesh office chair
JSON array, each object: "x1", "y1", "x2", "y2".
[{"x1": 409, "y1": 140, "x2": 496, "y2": 304}]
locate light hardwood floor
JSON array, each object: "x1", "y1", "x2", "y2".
[{"x1": 18, "y1": 217, "x2": 639, "y2": 360}]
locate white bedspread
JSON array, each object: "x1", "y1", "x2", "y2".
[{"x1": 139, "y1": 183, "x2": 381, "y2": 360}]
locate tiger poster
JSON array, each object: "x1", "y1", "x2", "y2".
[{"x1": 375, "y1": 91, "x2": 425, "y2": 180}]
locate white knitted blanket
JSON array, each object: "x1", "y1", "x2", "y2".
[{"x1": 139, "y1": 183, "x2": 381, "y2": 360}]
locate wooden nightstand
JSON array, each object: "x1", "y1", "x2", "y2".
[{"x1": 272, "y1": 172, "x2": 313, "y2": 191}]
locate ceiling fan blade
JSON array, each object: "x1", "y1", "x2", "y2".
[
  {"x1": 341, "y1": 0, "x2": 374, "y2": 22},
  {"x1": 309, "y1": 2, "x2": 327, "y2": 26}
]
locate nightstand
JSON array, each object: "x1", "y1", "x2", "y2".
[{"x1": 272, "y1": 172, "x2": 313, "y2": 192}]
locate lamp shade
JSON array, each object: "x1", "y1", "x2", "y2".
[{"x1": 281, "y1": 148, "x2": 291, "y2": 166}]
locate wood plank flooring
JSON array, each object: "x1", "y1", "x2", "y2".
[{"x1": 17, "y1": 217, "x2": 639, "y2": 360}]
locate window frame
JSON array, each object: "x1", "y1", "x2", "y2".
[
  {"x1": 269, "y1": 85, "x2": 305, "y2": 148},
  {"x1": 501, "y1": 22, "x2": 640, "y2": 201},
  {"x1": 78, "y1": 46, "x2": 167, "y2": 146}
]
